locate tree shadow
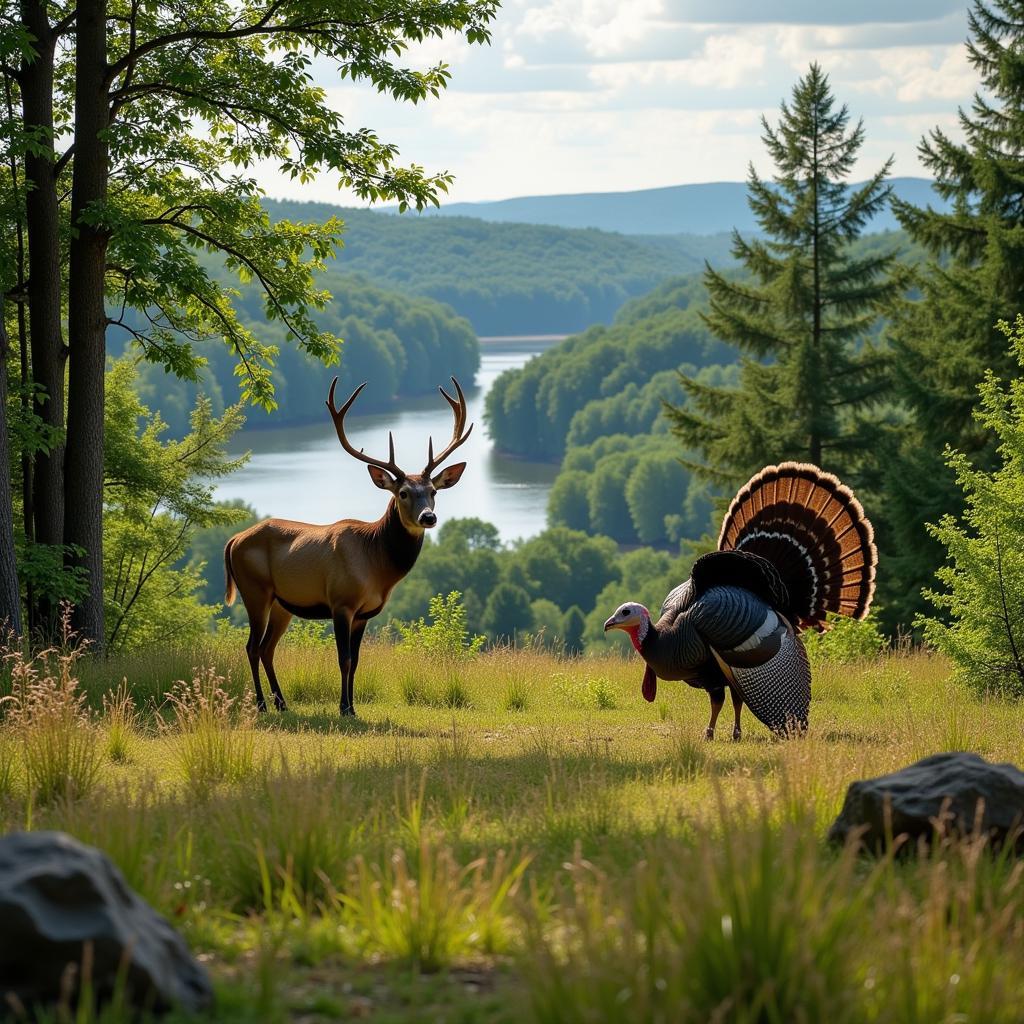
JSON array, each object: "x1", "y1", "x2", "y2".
[{"x1": 258, "y1": 708, "x2": 430, "y2": 737}]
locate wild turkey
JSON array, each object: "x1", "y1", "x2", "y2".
[{"x1": 604, "y1": 462, "x2": 877, "y2": 738}]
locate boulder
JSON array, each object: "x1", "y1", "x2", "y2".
[
  {"x1": 0, "y1": 831, "x2": 213, "y2": 1015},
  {"x1": 828, "y1": 752, "x2": 1024, "y2": 852}
]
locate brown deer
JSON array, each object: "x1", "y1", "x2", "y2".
[{"x1": 223, "y1": 377, "x2": 472, "y2": 717}]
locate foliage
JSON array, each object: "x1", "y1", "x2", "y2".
[
  {"x1": 395, "y1": 592, "x2": 486, "y2": 659},
  {"x1": 665, "y1": 63, "x2": 905, "y2": 491},
  {"x1": 802, "y1": 613, "x2": 887, "y2": 665},
  {"x1": 380, "y1": 523, "x2": 626, "y2": 649},
  {"x1": 921, "y1": 317, "x2": 1024, "y2": 697},
  {"x1": 119, "y1": 271, "x2": 479, "y2": 436},
  {"x1": 103, "y1": 361, "x2": 249, "y2": 651},
  {"x1": 882, "y1": 0, "x2": 1024, "y2": 629},
  {"x1": 548, "y1": 434, "x2": 712, "y2": 547},
  {"x1": 1, "y1": 0, "x2": 499, "y2": 647},
  {"x1": 482, "y1": 583, "x2": 534, "y2": 642},
  {"x1": 485, "y1": 280, "x2": 732, "y2": 460}
]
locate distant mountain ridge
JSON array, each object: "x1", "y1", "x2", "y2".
[{"x1": 402, "y1": 177, "x2": 945, "y2": 236}]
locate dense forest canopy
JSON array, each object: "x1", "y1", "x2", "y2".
[
  {"x1": 114, "y1": 271, "x2": 479, "y2": 436},
  {"x1": 265, "y1": 200, "x2": 736, "y2": 334}
]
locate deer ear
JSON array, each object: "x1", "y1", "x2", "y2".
[
  {"x1": 367, "y1": 465, "x2": 397, "y2": 491},
  {"x1": 432, "y1": 462, "x2": 466, "y2": 490}
]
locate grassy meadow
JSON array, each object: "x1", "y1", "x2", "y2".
[{"x1": 2, "y1": 631, "x2": 1024, "y2": 1023}]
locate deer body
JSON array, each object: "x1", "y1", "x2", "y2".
[{"x1": 224, "y1": 379, "x2": 471, "y2": 717}]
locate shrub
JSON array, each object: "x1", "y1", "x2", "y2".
[
  {"x1": 396, "y1": 592, "x2": 485, "y2": 659},
  {"x1": 802, "y1": 612, "x2": 887, "y2": 664},
  {"x1": 921, "y1": 317, "x2": 1024, "y2": 697}
]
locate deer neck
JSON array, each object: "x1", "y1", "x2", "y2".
[{"x1": 376, "y1": 498, "x2": 425, "y2": 580}]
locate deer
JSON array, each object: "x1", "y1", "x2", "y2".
[{"x1": 223, "y1": 376, "x2": 472, "y2": 717}]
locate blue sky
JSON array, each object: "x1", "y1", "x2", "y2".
[{"x1": 255, "y1": 1, "x2": 979, "y2": 205}]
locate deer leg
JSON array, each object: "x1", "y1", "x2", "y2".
[
  {"x1": 705, "y1": 686, "x2": 725, "y2": 741},
  {"x1": 348, "y1": 621, "x2": 368, "y2": 714},
  {"x1": 333, "y1": 612, "x2": 355, "y2": 717},
  {"x1": 242, "y1": 595, "x2": 273, "y2": 713},
  {"x1": 259, "y1": 603, "x2": 293, "y2": 712},
  {"x1": 730, "y1": 686, "x2": 744, "y2": 741}
]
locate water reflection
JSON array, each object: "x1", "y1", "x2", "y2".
[{"x1": 215, "y1": 347, "x2": 557, "y2": 541}]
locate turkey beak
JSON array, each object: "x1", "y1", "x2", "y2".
[{"x1": 603, "y1": 615, "x2": 617, "y2": 632}]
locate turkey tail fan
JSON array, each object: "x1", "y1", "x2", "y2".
[{"x1": 717, "y1": 462, "x2": 877, "y2": 631}]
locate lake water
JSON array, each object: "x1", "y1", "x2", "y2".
[{"x1": 215, "y1": 344, "x2": 558, "y2": 541}]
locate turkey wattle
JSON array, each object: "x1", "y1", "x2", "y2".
[{"x1": 604, "y1": 462, "x2": 877, "y2": 738}]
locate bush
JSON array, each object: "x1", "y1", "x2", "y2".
[
  {"x1": 396, "y1": 592, "x2": 485, "y2": 660},
  {"x1": 921, "y1": 316, "x2": 1024, "y2": 697},
  {"x1": 802, "y1": 613, "x2": 886, "y2": 665}
]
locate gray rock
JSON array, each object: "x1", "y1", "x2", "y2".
[
  {"x1": 828, "y1": 752, "x2": 1024, "y2": 852},
  {"x1": 0, "y1": 831, "x2": 213, "y2": 1015}
]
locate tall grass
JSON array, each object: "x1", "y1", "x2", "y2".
[
  {"x1": 340, "y1": 839, "x2": 528, "y2": 971},
  {"x1": 4, "y1": 637, "x2": 1024, "y2": 1021},
  {"x1": 162, "y1": 666, "x2": 258, "y2": 795},
  {"x1": 3, "y1": 631, "x2": 103, "y2": 804}
]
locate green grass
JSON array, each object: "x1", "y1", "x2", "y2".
[{"x1": 2, "y1": 636, "x2": 1023, "y2": 1021}]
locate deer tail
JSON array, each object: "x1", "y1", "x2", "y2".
[{"x1": 224, "y1": 538, "x2": 237, "y2": 606}]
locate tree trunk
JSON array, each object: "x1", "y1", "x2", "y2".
[
  {"x1": 0, "y1": 311, "x2": 24, "y2": 638},
  {"x1": 19, "y1": 0, "x2": 66, "y2": 633},
  {"x1": 64, "y1": 0, "x2": 110, "y2": 649},
  {"x1": 809, "y1": 106, "x2": 822, "y2": 469}
]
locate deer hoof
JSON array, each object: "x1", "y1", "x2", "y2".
[
  {"x1": 275, "y1": 698, "x2": 288, "y2": 713},
  {"x1": 732, "y1": 728, "x2": 742, "y2": 742},
  {"x1": 256, "y1": 699, "x2": 268, "y2": 713},
  {"x1": 340, "y1": 706, "x2": 357, "y2": 718},
  {"x1": 704, "y1": 727, "x2": 715, "y2": 741}
]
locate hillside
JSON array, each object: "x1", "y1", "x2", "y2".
[
  {"x1": 403, "y1": 176, "x2": 947, "y2": 236},
  {"x1": 265, "y1": 199, "x2": 735, "y2": 334},
  {"x1": 113, "y1": 270, "x2": 478, "y2": 435}
]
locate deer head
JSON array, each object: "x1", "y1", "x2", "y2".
[{"x1": 326, "y1": 377, "x2": 472, "y2": 532}]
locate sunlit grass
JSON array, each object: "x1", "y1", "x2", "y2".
[{"x1": 3, "y1": 634, "x2": 1024, "y2": 1020}]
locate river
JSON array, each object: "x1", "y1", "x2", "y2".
[{"x1": 214, "y1": 344, "x2": 558, "y2": 541}]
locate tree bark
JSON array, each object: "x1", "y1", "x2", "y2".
[
  {"x1": 19, "y1": 0, "x2": 66, "y2": 626},
  {"x1": 0, "y1": 311, "x2": 24, "y2": 638},
  {"x1": 64, "y1": 0, "x2": 110, "y2": 649}
]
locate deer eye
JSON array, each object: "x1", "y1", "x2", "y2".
[{"x1": 399, "y1": 489, "x2": 408, "y2": 500}]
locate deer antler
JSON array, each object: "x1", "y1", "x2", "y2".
[
  {"x1": 326, "y1": 379, "x2": 403, "y2": 477},
  {"x1": 423, "y1": 377, "x2": 474, "y2": 476}
]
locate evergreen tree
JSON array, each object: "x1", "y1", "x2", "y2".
[
  {"x1": 664, "y1": 64, "x2": 904, "y2": 490},
  {"x1": 920, "y1": 316, "x2": 1024, "y2": 698},
  {"x1": 883, "y1": 0, "x2": 1024, "y2": 627}
]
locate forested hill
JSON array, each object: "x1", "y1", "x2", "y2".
[
  {"x1": 485, "y1": 271, "x2": 728, "y2": 462},
  {"x1": 264, "y1": 199, "x2": 735, "y2": 334},
  {"x1": 112, "y1": 270, "x2": 478, "y2": 436}
]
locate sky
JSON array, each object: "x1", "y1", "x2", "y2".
[{"x1": 255, "y1": 1, "x2": 979, "y2": 206}]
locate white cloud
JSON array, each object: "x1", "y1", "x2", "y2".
[{"x1": 255, "y1": 1, "x2": 980, "y2": 204}]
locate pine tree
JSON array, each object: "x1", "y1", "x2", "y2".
[
  {"x1": 883, "y1": 0, "x2": 1024, "y2": 627},
  {"x1": 665, "y1": 64, "x2": 904, "y2": 490},
  {"x1": 920, "y1": 316, "x2": 1024, "y2": 698}
]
